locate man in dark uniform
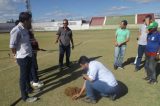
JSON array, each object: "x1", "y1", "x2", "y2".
[{"x1": 56, "y1": 19, "x2": 74, "y2": 70}]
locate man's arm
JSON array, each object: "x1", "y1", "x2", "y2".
[
  {"x1": 55, "y1": 28, "x2": 61, "y2": 44},
  {"x1": 72, "y1": 80, "x2": 86, "y2": 100},
  {"x1": 55, "y1": 35, "x2": 60, "y2": 44},
  {"x1": 9, "y1": 29, "x2": 20, "y2": 56},
  {"x1": 70, "y1": 32, "x2": 74, "y2": 49}
]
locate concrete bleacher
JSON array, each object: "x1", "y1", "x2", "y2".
[
  {"x1": 105, "y1": 15, "x2": 135, "y2": 25},
  {"x1": 90, "y1": 17, "x2": 105, "y2": 26},
  {"x1": 0, "y1": 23, "x2": 15, "y2": 32}
]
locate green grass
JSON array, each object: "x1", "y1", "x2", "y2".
[{"x1": 0, "y1": 29, "x2": 160, "y2": 106}]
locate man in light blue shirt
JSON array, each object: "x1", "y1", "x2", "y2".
[
  {"x1": 73, "y1": 56, "x2": 120, "y2": 104},
  {"x1": 9, "y1": 12, "x2": 37, "y2": 102}
]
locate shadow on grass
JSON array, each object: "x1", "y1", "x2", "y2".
[
  {"x1": 10, "y1": 56, "x2": 102, "y2": 106},
  {"x1": 96, "y1": 80, "x2": 128, "y2": 103},
  {"x1": 123, "y1": 57, "x2": 145, "y2": 69},
  {"x1": 116, "y1": 81, "x2": 128, "y2": 99},
  {"x1": 35, "y1": 56, "x2": 102, "y2": 97}
]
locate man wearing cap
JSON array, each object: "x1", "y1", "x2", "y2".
[
  {"x1": 144, "y1": 21, "x2": 160, "y2": 84},
  {"x1": 114, "y1": 20, "x2": 130, "y2": 70}
]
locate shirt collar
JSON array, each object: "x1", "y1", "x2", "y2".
[{"x1": 18, "y1": 22, "x2": 25, "y2": 30}]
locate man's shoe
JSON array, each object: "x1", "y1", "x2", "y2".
[
  {"x1": 32, "y1": 81, "x2": 44, "y2": 88},
  {"x1": 143, "y1": 77, "x2": 150, "y2": 81},
  {"x1": 25, "y1": 97, "x2": 38, "y2": 102},
  {"x1": 82, "y1": 97, "x2": 96, "y2": 104},
  {"x1": 118, "y1": 67, "x2": 124, "y2": 70},
  {"x1": 148, "y1": 79, "x2": 158, "y2": 85}
]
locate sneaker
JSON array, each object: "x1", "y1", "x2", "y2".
[
  {"x1": 25, "y1": 97, "x2": 38, "y2": 102},
  {"x1": 118, "y1": 67, "x2": 124, "y2": 70},
  {"x1": 143, "y1": 77, "x2": 150, "y2": 81},
  {"x1": 114, "y1": 65, "x2": 118, "y2": 70},
  {"x1": 148, "y1": 79, "x2": 158, "y2": 85},
  {"x1": 81, "y1": 97, "x2": 96, "y2": 104},
  {"x1": 32, "y1": 81, "x2": 44, "y2": 88}
]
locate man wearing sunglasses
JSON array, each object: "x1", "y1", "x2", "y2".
[{"x1": 56, "y1": 19, "x2": 74, "y2": 70}]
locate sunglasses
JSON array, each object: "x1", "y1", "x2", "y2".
[{"x1": 63, "y1": 23, "x2": 68, "y2": 24}]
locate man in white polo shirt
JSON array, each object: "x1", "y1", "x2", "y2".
[{"x1": 73, "y1": 56, "x2": 120, "y2": 104}]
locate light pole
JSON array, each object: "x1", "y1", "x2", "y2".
[{"x1": 25, "y1": 0, "x2": 31, "y2": 14}]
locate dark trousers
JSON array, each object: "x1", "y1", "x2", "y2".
[
  {"x1": 59, "y1": 45, "x2": 71, "y2": 67},
  {"x1": 145, "y1": 56, "x2": 157, "y2": 80},
  {"x1": 30, "y1": 52, "x2": 39, "y2": 83},
  {"x1": 136, "y1": 45, "x2": 146, "y2": 69},
  {"x1": 17, "y1": 56, "x2": 33, "y2": 100}
]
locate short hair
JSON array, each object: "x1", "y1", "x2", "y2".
[
  {"x1": 19, "y1": 12, "x2": 32, "y2": 23},
  {"x1": 78, "y1": 56, "x2": 90, "y2": 64},
  {"x1": 63, "y1": 19, "x2": 68, "y2": 23},
  {"x1": 145, "y1": 15, "x2": 152, "y2": 20},
  {"x1": 121, "y1": 20, "x2": 128, "y2": 25},
  {"x1": 15, "y1": 20, "x2": 19, "y2": 25}
]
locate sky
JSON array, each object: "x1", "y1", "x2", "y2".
[{"x1": 0, "y1": 0, "x2": 160, "y2": 22}]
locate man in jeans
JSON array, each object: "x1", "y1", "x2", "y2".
[
  {"x1": 135, "y1": 15, "x2": 152, "y2": 71},
  {"x1": 55, "y1": 19, "x2": 74, "y2": 70},
  {"x1": 144, "y1": 21, "x2": 160, "y2": 84},
  {"x1": 10, "y1": 12, "x2": 37, "y2": 102},
  {"x1": 114, "y1": 20, "x2": 130, "y2": 70},
  {"x1": 73, "y1": 56, "x2": 120, "y2": 104}
]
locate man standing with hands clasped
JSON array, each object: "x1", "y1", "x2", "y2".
[
  {"x1": 55, "y1": 19, "x2": 74, "y2": 70},
  {"x1": 114, "y1": 20, "x2": 130, "y2": 70}
]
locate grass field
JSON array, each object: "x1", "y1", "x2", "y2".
[{"x1": 0, "y1": 29, "x2": 160, "y2": 106}]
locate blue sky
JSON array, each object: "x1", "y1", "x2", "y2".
[{"x1": 0, "y1": 0, "x2": 160, "y2": 22}]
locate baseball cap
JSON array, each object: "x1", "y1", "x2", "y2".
[{"x1": 147, "y1": 21, "x2": 158, "y2": 30}]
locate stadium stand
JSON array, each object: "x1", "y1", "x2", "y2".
[
  {"x1": 105, "y1": 15, "x2": 135, "y2": 25},
  {"x1": 0, "y1": 23, "x2": 15, "y2": 32},
  {"x1": 90, "y1": 17, "x2": 105, "y2": 26},
  {"x1": 135, "y1": 13, "x2": 154, "y2": 24}
]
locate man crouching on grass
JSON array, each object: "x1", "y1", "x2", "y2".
[{"x1": 72, "y1": 56, "x2": 120, "y2": 104}]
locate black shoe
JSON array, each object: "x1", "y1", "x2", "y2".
[
  {"x1": 143, "y1": 77, "x2": 150, "y2": 81},
  {"x1": 114, "y1": 65, "x2": 118, "y2": 70},
  {"x1": 148, "y1": 79, "x2": 158, "y2": 85}
]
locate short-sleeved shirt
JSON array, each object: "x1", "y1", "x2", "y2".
[
  {"x1": 9, "y1": 23, "x2": 32, "y2": 58},
  {"x1": 138, "y1": 24, "x2": 147, "y2": 45},
  {"x1": 56, "y1": 27, "x2": 72, "y2": 46},
  {"x1": 146, "y1": 31, "x2": 160, "y2": 56},
  {"x1": 87, "y1": 61, "x2": 118, "y2": 87},
  {"x1": 116, "y1": 28, "x2": 130, "y2": 44}
]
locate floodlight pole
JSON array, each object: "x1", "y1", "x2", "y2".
[{"x1": 25, "y1": 0, "x2": 31, "y2": 14}]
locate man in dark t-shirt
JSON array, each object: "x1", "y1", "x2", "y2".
[{"x1": 56, "y1": 19, "x2": 74, "y2": 70}]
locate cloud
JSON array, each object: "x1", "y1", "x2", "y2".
[
  {"x1": 109, "y1": 6, "x2": 130, "y2": 11},
  {"x1": 35, "y1": 9, "x2": 85, "y2": 22},
  {"x1": 122, "y1": 0, "x2": 160, "y2": 3},
  {"x1": 0, "y1": 0, "x2": 25, "y2": 22}
]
